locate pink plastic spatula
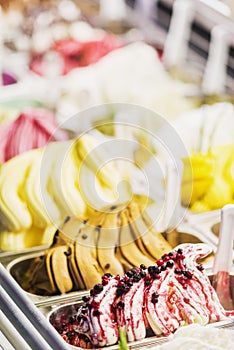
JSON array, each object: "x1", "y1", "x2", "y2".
[{"x1": 212, "y1": 204, "x2": 234, "y2": 310}]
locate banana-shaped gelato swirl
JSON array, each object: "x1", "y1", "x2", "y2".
[
  {"x1": 23, "y1": 200, "x2": 171, "y2": 295},
  {"x1": 0, "y1": 133, "x2": 126, "y2": 250}
]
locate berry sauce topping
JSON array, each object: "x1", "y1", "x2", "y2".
[
  {"x1": 196, "y1": 264, "x2": 204, "y2": 271},
  {"x1": 52, "y1": 244, "x2": 231, "y2": 349},
  {"x1": 157, "y1": 259, "x2": 164, "y2": 266}
]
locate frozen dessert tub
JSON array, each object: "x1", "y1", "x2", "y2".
[
  {"x1": 5, "y1": 225, "x2": 217, "y2": 304},
  {"x1": 46, "y1": 273, "x2": 234, "y2": 350},
  {"x1": 6, "y1": 252, "x2": 90, "y2": 305}
]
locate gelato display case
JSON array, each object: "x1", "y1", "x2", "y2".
[{"x1": 0, "y1": 0, "x2": 234, "y2": 349}]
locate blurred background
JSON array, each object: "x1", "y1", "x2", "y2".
[{"x1": 0, "y1": 0, "x2": 233, "y2": 99}]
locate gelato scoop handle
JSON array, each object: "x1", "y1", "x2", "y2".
[
  {"x1": 212, "y1": 204, "x2": 234, "y2": 310},
  {"x1": 212, "y1": 204, "x2": 234, "y2": 274}
]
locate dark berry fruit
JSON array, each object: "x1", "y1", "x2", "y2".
[
  {"x1": 77, "y1": 315, "x2": 83, "y2": 322},
  {"x1": 93, "y1": 310, "x2": 100, "y2": 316},
  {"x1": 184, "y1": 270, "x2": 193, "y2": 279},
  {"x1": 82, "y1": 296, "x2": 90, "y2": 303},
  {"x1": 93, "y1": 284, "x2": 103, "y2": 294},
  {"x1": 126, "y1": 270, "x2": 134, "y2": 277},
  {"x1": 140, "y1": 270, "x2": 146, "y2": 278},
  {"x1": 69, "y1": 316, "x2": 76, "y2": 324},
  {"x1": 166, "y1": 260, "x2": 174, "y2": 268},
  {"x1": 140, "y1": 264, "x2": 147, "y2": 270},
  {"x1": 103, "y1": 273, "x2": 113, "y2": 278},
  {"x1": 196, "y1": 264, "x2": 204, "y2": 271},
  {"x1": 151, "y1": 292, "x2": 159, "y2": 304},
  {"x1": 133, "y1": 274, "x2": 141, "y2": 282},
  {"x1": 117, "y1": 301, "x2": 125, "y2": 308},
  {"x1": 145, "y1": 279, "x2": 151, "y2": 286}
]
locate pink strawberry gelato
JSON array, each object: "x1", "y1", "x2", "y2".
[
  {"x1": 0, "y1": 108, "x2": 68, "y2": 163},
  {"x1": 30, "y1": 33, "x2": 123, "y2": 76}
]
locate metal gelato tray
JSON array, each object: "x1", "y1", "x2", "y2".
[
  {"x1": 48, "y1": 299, "x2": 169, "y2": 350},
  {"x1": 6, "y1": 252, "x2": 90, "y2": 306},
  {"x1": 46, "y1": 299, "x2": 234, "y2": 350},
  {"x1": 1, "y1": 218, "x2": 233, "y2": 350},
  {"x1": 3, "y1": 225, "x2": 218, "y2": 306},
  {"x1": 0, "y1": 245, "x2": 49, "y2": 267}
]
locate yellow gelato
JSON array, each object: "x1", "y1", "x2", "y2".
[
  {"x1": 0, "y1": 133, "x2": 130, "y2": 250},
  {"x1": 181, "y1": 144, "x2": 234, "y2": 211}
]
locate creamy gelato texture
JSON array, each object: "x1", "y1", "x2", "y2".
[
  {"x1": 57, "y1": 42, "x2": 195, "y2": 123},
  {"x1": 51, "y1": 243, "x2": 234, "y2": 348},
  {"x1": 153, "y1": 324, "x2": 234, "y2": 350},
  {"x1": 0, "y1": 134, "x2": 128, "y2": 250},
  {"x1": 22, "y1": 200, "x2": 171, "y2": 294},
  {"x1": 173, "y1": 103, "x2": 234, "y2": 153}
]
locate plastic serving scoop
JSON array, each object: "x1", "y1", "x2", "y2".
[{"x1": 212, "y1": 204, "x2": 234, "y2": 310}]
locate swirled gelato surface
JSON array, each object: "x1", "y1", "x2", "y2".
[{"x1": 50, "y1": 243, "x2": 234, "y2": 348}]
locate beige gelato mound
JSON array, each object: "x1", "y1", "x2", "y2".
[{"x1": 23, "y1": 200, "x2": 172, "y2": 295}]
